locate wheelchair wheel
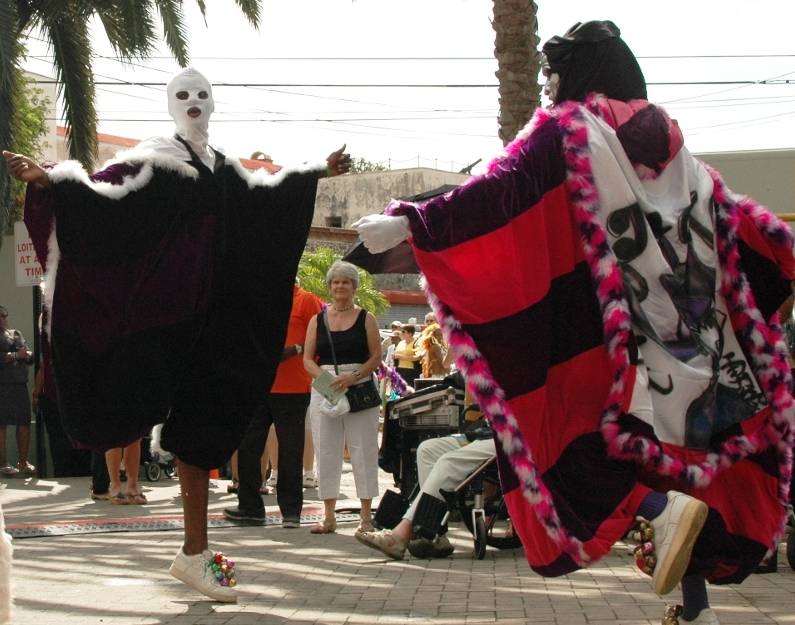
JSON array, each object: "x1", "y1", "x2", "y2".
[
  {"x1": 146, "y1": 462, "x2": 161, "y2": 482},
  {"x1": 164, "y1": 466, "x2": 176, "y2": 479},
  {"x1": 787, "y1": 532, "x2": 795, "y2": 572},
  {"x1": 473, "y1": 515, "x2": 487, "y2": 560}
]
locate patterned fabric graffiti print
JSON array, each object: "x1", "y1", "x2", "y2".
[{"x1": 601, "y1": 153, "x2": 766, "y2": 450}]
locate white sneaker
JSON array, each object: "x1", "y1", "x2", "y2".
[
  {"x1": 169, "y1": 548, "x2": 237, "y2": 603},
  {"x1": 666, "y1": 605, "x2": 720, "y2": 624},
  {"x1": 651, "y1": 491, "x2": 708, "y2": 595},
  {"x1": 683, "y1": 608, "x2": 719, "y2": 624},
  {"x1": 302, "y1": 475, "x2": 318, "y2": 488}
]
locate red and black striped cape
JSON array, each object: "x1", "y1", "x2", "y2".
[{"x1": 387, "y1": 98, "x2": 795, "y2": 584}]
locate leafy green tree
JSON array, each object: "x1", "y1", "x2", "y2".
[
  {"x1": 1, "y1": 0, "x2": 262, "y2": 232},
  {"x1": 349, "y1": 157, "x2": 388, "y2": 173},
  {"x1": 298, "y1": 247, "x2": 391, "y2": 317},
  {"x1": 5, "y1": 71, "x2": 50, "y2": 234}
]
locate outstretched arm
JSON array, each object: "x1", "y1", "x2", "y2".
[
  {"x1": 321, "y1": 144, "x2": 352, "y2": 179},
  {"x1": 3, "y1": 151, "x2": 51, "y2": 187}
]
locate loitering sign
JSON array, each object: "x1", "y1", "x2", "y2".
[{"x1": 14, "y1": 221, "x2": 43, "y2": 286}]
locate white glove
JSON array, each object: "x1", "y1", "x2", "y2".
[{"x1": 351, "y1": 214, "x2": 410, "y2": 254}]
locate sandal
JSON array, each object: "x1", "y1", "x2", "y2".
[
  {"x1": 127, "y1": 492, "x2": 148, "y2": 505},
  {"x1": 109, "y1": 491, "x2": 130, "y2": 505},
  {"x1": 2, "y1": 465, "x2": 19, "y2": 476},
  {"x1": 505, "y1": 518, "x2": 515, "y2": 540},
  {"x1": 354, "y1": 529, "x2": 407, "y2": 560},
  {"x1": 227, "y1": 478, "x2": 239, "y2": 494},
  {"x1": 309, "y1": 519, "x2": 337, "y2": 534},
  {"x1": 755, "y1": 551, "x2": 778, "y2": 574},
  {"x1": 357, "y1": 519, "x2": 375, "y2": 533},
  {"x1": 17, "y1": 462, "x2": 36, "y2": 475}
]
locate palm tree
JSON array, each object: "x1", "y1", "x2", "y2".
[
  {"x1": 298, "y1": 248, "x2": 391, "y2": 317},
  {"x1": 1, "y1": 0, "x2": 261, "y2": 233},
  {"x1": 491, "y1": 0, "x2": 542, "y2": 145}
]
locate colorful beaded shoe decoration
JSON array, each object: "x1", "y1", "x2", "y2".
[
  {"x1": 662, "y1": 604, "x2": 683, "y2": 625},
  {"x1": 631, "y1": 519, "x2": 657, "y2": 576},
  {"x1": 208, "y1": 551, "x2": 237, "y2": 588}
]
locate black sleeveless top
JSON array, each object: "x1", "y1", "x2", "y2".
[{"x1": 316, "y1": 309, "x2": 370, "y2": 366}]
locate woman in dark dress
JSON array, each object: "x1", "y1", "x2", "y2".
[{"x1": 0, "y1": 306, "x2": 35, "y2": 476}]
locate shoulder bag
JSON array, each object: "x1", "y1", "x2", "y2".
[{"x1": 323, "y1": 311, "x2": 381, "y2": 413}]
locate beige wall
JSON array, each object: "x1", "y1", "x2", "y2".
[
  {"x1": 314, "y1": 168, "x2": 469, "y2": 229},
  {"x1": 695, "y1": 149, "x2": 795, "y2": 215}
]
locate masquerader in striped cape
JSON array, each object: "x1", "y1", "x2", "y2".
[{"x1": 354, "y1": 21, "x2": 794, "y2": 625}]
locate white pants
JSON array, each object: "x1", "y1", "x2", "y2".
[
  {"x1": 310, "y1": 388, "x2": 380, "y2": 500},
  {"x1": 404, "y1": 435, "x2": 495, "y2": 522}
]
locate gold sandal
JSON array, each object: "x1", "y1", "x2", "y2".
[
  {"x1": 127, "y1": 492, "x2": 148, "y2": 505},
  {"x1": 309, "y1": 519, "x2": 337, "y2": 534}
]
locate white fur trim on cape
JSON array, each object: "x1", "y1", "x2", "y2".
[
  {"x1": 47, "y1": 152, "x2": 199, "y2": 203},
  {"x1": 125, "y1": 136, "x2": 216, "y2": 170},
  {"x1": 227, "y1": 157, "x2": 326, "y2": 190},
  {"x1": 109, "y1": 146, "x2": 200, "y2": 180},
  {"x1": 0, "y1": 505, "x2": 13, "y2": 624},
  {"x1": 41, "y1": 223, "x2": 60, "y2": 338}
]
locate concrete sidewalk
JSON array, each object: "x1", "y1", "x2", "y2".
[{"x1": 1, "y1": 467, "x2": 793, "y2": 625}]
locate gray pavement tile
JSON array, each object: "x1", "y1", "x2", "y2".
[{"x1": 3, "y1": 466, "x2": 795, "y2": 625}]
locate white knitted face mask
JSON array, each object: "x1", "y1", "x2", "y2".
[{"x1": 166, "y1": 68, "x2": 215, "y2": 148}]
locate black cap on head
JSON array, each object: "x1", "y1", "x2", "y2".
[{"x1": 542, "y1": 20, "x2": 646, "y2": 104}]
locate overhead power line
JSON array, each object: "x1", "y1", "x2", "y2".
[
  {"x1": 31, "y1": 80, "x2": 795, "y2": 87},
  {"x1": 25, "y1": 53, "x2": 795, "y2": 61}
]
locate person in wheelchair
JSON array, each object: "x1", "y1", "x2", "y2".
[{"x1": 356, "y1": 424, "x2": 495, "y2": 560}]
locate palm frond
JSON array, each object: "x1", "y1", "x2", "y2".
[
  {"x1": 231, "y1": 0, "x2": 260, "y2": 30},
  {"x1": 298, "y1": 248, "x2": 391, "y2": 316},
  {"x1": 47, "y1": 12, "x2": 98, "y2": 167},
  {"x1": 156, "y1": 0, "x2": 189, "y2": 68},
  {"x1": 13, "y1": 0, "x2": 32, "y2": 31},
  {"x1": 0, "y1": 1, "x2": 22, "y2": 237},
  {"x1": 95, "y1": 0, "x2": 157, "y2": 62},
  {"x1": 193, "y1": 0, "x2": 208, "y2": 26}
]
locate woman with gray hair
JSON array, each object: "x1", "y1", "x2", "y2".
[{"x1": 303, "y1": 261, "x2": 382, "y2": 534}]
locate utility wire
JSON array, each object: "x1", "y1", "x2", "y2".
[
  {"x1": 29, "y1": 80, "x2": 795, "y2": 87},
  {"x1": 24, "y1": 53, "x2": 795, "y2": 60}
]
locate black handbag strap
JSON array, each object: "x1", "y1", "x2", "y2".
[{"x1": 322, "y1": 311, "x2": 340, "y2": 375}]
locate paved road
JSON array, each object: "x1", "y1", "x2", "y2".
[{"x1": 1, "y1": 466, "x2": 793, "y2": 625}]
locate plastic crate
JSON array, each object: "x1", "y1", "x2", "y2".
[{"x1": 399, "y1": 405, "x2": 459, "y2": 429}]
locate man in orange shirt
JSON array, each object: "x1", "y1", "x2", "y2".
[{"x1": 224, "y1": 284, "x2": 321, "y2": 526}]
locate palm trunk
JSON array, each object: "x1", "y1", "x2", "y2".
[{"x1": 492, "y1": 0, "x2": 542, "y2": 146}]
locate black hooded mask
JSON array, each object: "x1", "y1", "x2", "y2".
[{"x1": 542, "y1": 20, "x2": 647, "y2": 105}]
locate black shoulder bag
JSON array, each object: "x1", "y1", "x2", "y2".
[{"x1": 323, "y1": 311, "x2": 381, "y2": 413}]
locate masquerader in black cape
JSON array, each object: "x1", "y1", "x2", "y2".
[{"x1": 4, "y1": 67, "x2": 351, "y2": 603}]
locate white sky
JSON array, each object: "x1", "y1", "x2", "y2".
[{"x1": 20, "y1": 0, "x2": 795, "y2": 169}]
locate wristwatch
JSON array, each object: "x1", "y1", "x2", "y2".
[
  {"x1": 295, "y1": 344, "x2": 303, "y2": 355},
  {"x1": 353, "y1": 369, "x2": 361, "y2": 379}
]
